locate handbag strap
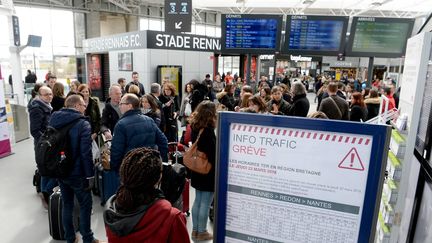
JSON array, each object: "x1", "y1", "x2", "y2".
[
  {"x1": 195, "y1": 128, "x2": 204, "y2": 142},
  {"x1": 329, "y1": 96, "x2": 343, "y2": 118}
]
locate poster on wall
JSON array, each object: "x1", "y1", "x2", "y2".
[
  {"x1": 87, "y1": 54, "x2": 102, "y2": 92},
  {"x1": 157, "y1": 65, "x2": 182, "y2": 100},
  {"x1": 118, "y1": 52, "x2": 133, "y2": 71},
  {"x1": 215, "y1": 112, "x2": 390, "y2": 243},
  {"x1": 0, "y1": 79, "x2": 12, "y2": 158}
]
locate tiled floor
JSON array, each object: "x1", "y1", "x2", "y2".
[{"x1": 0, "y1": 138, "x2": 213, "y2": 243}]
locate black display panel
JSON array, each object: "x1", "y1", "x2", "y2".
[
  {"x1": 283, "y1": 15, "x2": 349, "y2": 56},
  {"x1": 346, "y1": 17, "x2": 414, "y2": 58},
  {"x1": 221, "y1": 14, "x2": 282, "y2": 54}
]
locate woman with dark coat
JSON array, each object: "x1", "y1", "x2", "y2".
[
  {"x1": 51, "y1": 82, "x2": 66, "y2": 112},
  {"x1": 288, "y1": 81, "x2": 310, "y2": 117},
  {"x1": 159, "y1": 83, "x2": 180, "y2": 142},
  {"x1": 216, "y1": 83, "x2": 236, "y2": 111},
  {"x1": 364, "y1": 89, "x2": 381, "y2": 120},
  {"x1": 350, "y1": 92, "x2": 368, "y2": 122},
  {"x1": 141, "y1": 94, "x2": 162, "y2": 127},
  {"x1": 267, "y1": 86, "x2": 291, "y2": 116},
  {"x1": 78, "y1": 84, "x2": 101, "y2": 140},
  {"x1": 189, "y1": 101, "x2": 216, "y2": 241}
]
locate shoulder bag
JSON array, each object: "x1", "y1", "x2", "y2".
[{"x1": 183, "y1": 129, "x2": 212, "y2": 174}]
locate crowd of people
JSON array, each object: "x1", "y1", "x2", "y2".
[{"x1": 26, "y1": 70, "x2": 398, "y2": 243}]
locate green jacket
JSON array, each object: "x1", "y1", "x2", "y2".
[{"x1": 85, "y1": 96, "x2": 101, "y2": 134}]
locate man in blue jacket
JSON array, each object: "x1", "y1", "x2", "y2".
[
  {"x1": 111, "y1": 94, "x2": 168, "y2": 172},
  {"x1": 49, "y1": 94, "x2": 100, "y2": 243}
]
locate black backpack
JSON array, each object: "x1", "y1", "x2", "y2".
[
  {"x1": 161, "y1": 162, "x2": 186, "y2": 205},
  {"x1": 35, "y1": 120, "x2": 80, "y2": 178}
]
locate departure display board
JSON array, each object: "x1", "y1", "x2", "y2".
[
  {"x1": 283, "y1": 15, "x2": 349, "y2": 56},
  {"x1": 346, "y1": 17, "x2": 414, "y2": 58},
  {"x1": 221, "y1": 14, "x2": 282, "y2": 54}
]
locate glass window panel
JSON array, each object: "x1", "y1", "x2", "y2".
[
  {"x1": 140, "y1": 18, "x2": 149, "y2": 30},
  {"x1": 51, "y1": 10, "x2": 74, "y2": 48},
  {"x1": 205, "y1": 26, "x2": 216, "y2": 37},
  {"x1": 149, "y1": 19, "x2": 162, "y2": 31},
  {"x1": 196, "y1": 24, "x2": 206, "y2": 36},
  {"x1": 215, "y1": 27, "x2": 221, "y2": 38}
]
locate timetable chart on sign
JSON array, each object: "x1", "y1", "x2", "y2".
[
  {"x1": 225, "y1": 18, "x2": 278, "y2": 49},
  {"x1": 224, "y1": 123, "x2": 374, "y2": 242},
  {"x1": 288, "y1": 20, "x2": 344, "y2": 51}
]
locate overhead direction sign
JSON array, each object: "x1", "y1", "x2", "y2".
[
  {"x1": 164, "y1": 0, "x2": 192, "y2": 33},
  {"x1": 12, "y1": 16, "x2": 20, "y2": 46}
]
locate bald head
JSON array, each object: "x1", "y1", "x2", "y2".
[{"x1": 38, "y1": 86, "x2": 53, "y2": 103}]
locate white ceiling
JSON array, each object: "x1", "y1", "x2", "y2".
[{"x1": 190, "y1": 0, "x2": 432, "y2": 18}]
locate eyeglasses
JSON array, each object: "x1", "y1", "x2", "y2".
[
  {"x1": 41, "y1": 93, "x2": 53, "y2": 96},
  {"x1": 119, "y1": 102, "x2": 130, "y2": 106}
]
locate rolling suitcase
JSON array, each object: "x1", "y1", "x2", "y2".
[
  {"x1": 33, "y1": 169, "x2": 41, "y2": 193},
  {"x1": 182, "y1": 179, "x2": 190, "y2": 216},
  {"x1": 100, "y1": 169, "x2": 119, "y2": 206},
  {"x1": 48, "y1": 189, "x2": 79, "y2": 240},
  {"x1": 92, "y1": 164, "x2": 101, "y2": 196}
]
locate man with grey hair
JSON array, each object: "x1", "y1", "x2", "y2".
[
  {"x1": 150, "y1": 83, "x2": 165, "y2": 131},
  {"x1": 288, "y1": 81, "x2": 310, "y2": 117},
  {"x1": 101, "y1": 84, "x2": 123, "y2": 140},
  {"x1": 111, "y1": 93, "x2": 168, "y2": 172}
]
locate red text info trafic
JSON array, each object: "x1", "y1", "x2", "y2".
[{"x1": 231, "y1": 134, "x2": 297, "y2": 157}]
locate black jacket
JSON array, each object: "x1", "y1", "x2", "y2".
[
  {"x1": 350, "y1": 105, "x2": 368, "y2": 122},
  {"x1": 28, "y1": 98, "x2": 52, "y2": 144},
  {"x1": 51, "y1": 96, "x2": 65, "y2": 112},
  {"x1": 267, "y1": 99, "x2": 291, "y2": 116},
  {"x1": 125, "y1": 81, "x2": 145, "y2": 96},
  {"x1": 190, "y1": 83, "x2": 208, "y2": 112},
  {"x1": 101, "y1": 99, "x2": 121, "y2": 134},
  {"x1": 190, "y1": 126, "x2": 216, "y2": 192},
  {"x1": 288, "y1": 94, "x2": 310, "y2": 117},
  {"x1": 218, "y1": 93, "x2": 236, "y2": 111},
  {"x1": 85, "y1": 97, "x2": 101, "y2": 134},
  {"x1": 150, "y1": 94, "x2": 166, "y2": 132}
]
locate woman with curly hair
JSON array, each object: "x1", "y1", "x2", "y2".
[
  {"x1": 104, "y1": 147, "x2": 189, "y2": 242},
  {"x1": 159, "y1": 82, "x2": 180, "y2": 142},
  {"x1": 188, "y1": 100, "x2": 217, "y2": 241}
]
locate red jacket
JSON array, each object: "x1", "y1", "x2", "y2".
[{"x1": 105, "y1": 199, "x2": 190, "y2": 243}]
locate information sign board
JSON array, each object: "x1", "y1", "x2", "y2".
[
  {"x1": 215, "y1": 112, "x2": 390, "y2": 243},
  {"x1": 283, "y1": 15, "x2": 348, "y2": 56},
  {"x1": 346, "y1": 17, "x2": 414, "y2": 58},
  {"x1": 164, "y1": 0, "x2": 192, "y2": 33},
  {"x1": 221, "y1": 14, "x2": 282, "y2": 54}
]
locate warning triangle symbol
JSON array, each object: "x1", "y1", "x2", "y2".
[{"x1": 338, "y1": 147, "x2": 365, "y2": 171}]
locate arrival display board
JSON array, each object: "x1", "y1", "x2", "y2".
[
  {"x1": 346, "y1": 17, "x2": 414, "y2": 58},
  {"x1": 215, "y1": 113, "x2": 390, "y2": 243}
]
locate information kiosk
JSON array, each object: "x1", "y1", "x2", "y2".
[{"x1": 215, "y1": 112, "x2": 391, "y2": 243}]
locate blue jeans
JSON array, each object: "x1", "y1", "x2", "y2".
[
  {"x1": 58, "y1": 177, "x2": 94, "y2": 243},
  {"x1": 192, "y1": 189, "x2": 214, "y2": 233},
  {"x1": 41, "y1": 176, "x2": 58, "y2": 194}
]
